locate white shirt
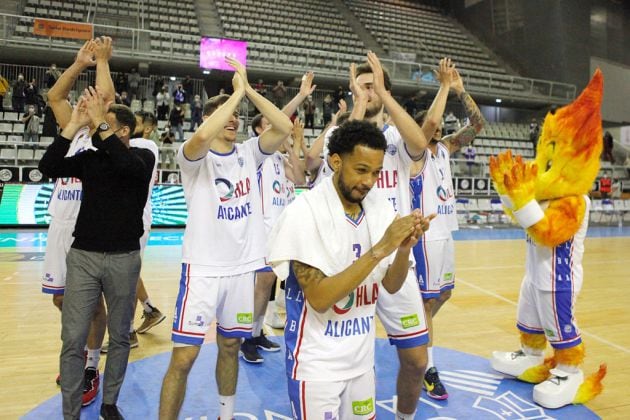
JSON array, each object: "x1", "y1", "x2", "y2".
[
  {"x1": 130, "y1": 138, "x2": 159, "y2": 230},
  {"x1": 409, "y1": 142, "x2": 458, "y2": 240},
  {"x1": 177, "y1": 137, "x2": 270, "y2": 276},
  {"x1": 285, "y1": 210, "x2": 379, "y2": 381},
  {"x1": 259, "y1": 151, "x2": 296, "y2": 235},
  {"x1": 47, "y1": 127, "x2": 95, "y2": 221}
]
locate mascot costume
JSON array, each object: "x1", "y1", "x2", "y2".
[{"x1": 488, "y1": 70, "x2": 606, "y2": 409}]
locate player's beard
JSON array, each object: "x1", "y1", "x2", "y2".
[
  {"x1": 337, "y1": 171, "x2": 368, "y2": 204},
  {"x1": 364, "y1": 101, "x2": 384, "y2": 119}
]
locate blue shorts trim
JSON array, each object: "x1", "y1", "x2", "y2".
[
  {"x1": 388, "y1": 332, "x2": 429, "y2": 349},
  {"x1": 549, "y1": 336, "x2": 582, "y2": 350},
  {"x1": 516, "y1": 323, "x2": 545, "y2": 335},
  {"x1": 421, "y1": 283, "x2": 454, "y2": 300},
  {"x1": 216, "y1": 325, "x2": 252, "y2": 339},
  {"x1": 42, "y1": 287, "x2": 64, "y2": 295},
  {"x1": 171, "y1": 332, "x2": 204, "y2": 346},
  {"x1": 256, "y1": 266, "x2": 273, "y2": 273}
]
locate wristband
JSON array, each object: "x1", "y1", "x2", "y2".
[{"x1": 513, "y1": 199, "x2": 544, "y2": 228}]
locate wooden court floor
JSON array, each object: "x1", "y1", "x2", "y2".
[{"x1": 0, "y1": 231, "x2": 628, "y2": 418}]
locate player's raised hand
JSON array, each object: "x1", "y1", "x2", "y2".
[
  {"x1": 94, "y1": 36, "x2": 113, "y2": 61},
  {"x1": 75, "y1": 40, "x2": 96, "y2": 68},
  {"x1": 367, "y1": 51, "x2": 388, "y2": 96},
  {"x1": 349, "y1": 63, "x2": 368, "y2": 102},
  {"x1": 225, "y1": 56, "x2": 248, "y2": 88},
  {"x1": 433, "y1": 57, "x2": 454, "y2": 88},
  {"x1": 299, "y1": 71, "x2": 316, "y2": 97},
  {"x1": 399, "y1": 211, "x2": 436, "y2": 251},
  {"x1": 376, "y1": 214, "x2": 420, "y2": 258},
  {"x1": 450, "y1": 68, "x2": 465, "y2": 95},
  {"x1": 83, "y1": 86, "x2": 107, "y2": 126}
]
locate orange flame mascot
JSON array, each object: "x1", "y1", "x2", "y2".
[{"x1": 488, "y1": 70, "x2": 606, "y2": 409}]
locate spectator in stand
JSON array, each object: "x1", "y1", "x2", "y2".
[
  {"x1": 529, "y1": 117, "x2": 540, "y2": 145},
  {"x1": 160, "y1": 127, "x2": 176, "y2": 170},
  {"x1": 42, "y1": 101, "x2": 59, "y2": 137},
  {"x1": 599, "y1": 172, "x2": 612, "y2": 199},
  {"x1": 156, "y1": 85, "x2": 170, "y2": 120},
  {"x1": 254, "y1": 79, "x2": 267, "y2": 97},
  {"x1": 404, "y1": 94, "x2": 419, "y2": 116},
  {"x1": 128, "y1": 68, "x2": 141, "y2": 100},
  {"x1": 272, "y1": 80, "x2": 287, "y2": 108},
  {"x1": 333, "y1": 85, "x2": 345, "y2": 112},
  {"x1": 190, "y1": 94, "x2": 203, "y2": 131},
  {"x1": 21, "y1": 104, "x2": 40, "y2": 143},
  {"x1": 119, "y1": 91, "x2": 131, "y2": 107},
  {"x1": 182, "y1": 75, "x2": 194, "y2": 105},
  {"x1": 464, "y1": 143, "x2": 476, "y2": 176},
  {"x1": 443, "y1": 110, "x2": 460, "y2": 135},
  {"x1": 303, "y1": 94, "x2": 316, "y2": 130},
  {"x1": 46, "y1": 63, "x2": 62, "y2": 89},
  {"x1": 12, "y1": 74, "x2": 26, "y2": 113},
  {"x1": 115, "y1": 72, "x2": 129, "y2": 95},
  {"x1": 153, "y1": 77, "x2": 165, "y2": 98},
  {"x1": 168, "y1": 103, "x2": 185, "y2": 141},
  {"x1": 0, "y1": 72, "x2": 8, "y2": 110},
  {"x1": 602, "y1": 131, "x2": 615, "y2": 164},
  {"x1": 25, "y1": 78, "x2": 40, "y2": 113},
  {"x1": 173, "y1": 84, "x2": 186, "y2": 106},
  {"x1": 322, "y1": 93, "x2": 333, "y2": 126}
]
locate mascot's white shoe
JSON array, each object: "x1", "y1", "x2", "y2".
[
  {"x1": 491, "y1": 349, "x2": 544, "y2": 377},
  {"x1": 533, "y1": 368, "x2": 584, "y2": 409}
]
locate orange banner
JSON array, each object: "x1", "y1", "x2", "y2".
[{"x1": 33, "y1": 19, "x2": 93, "y2": 40}]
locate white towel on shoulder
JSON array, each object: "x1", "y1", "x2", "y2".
[{"x1": 267, "y1": 176, "x2": 397, "y2": 280}]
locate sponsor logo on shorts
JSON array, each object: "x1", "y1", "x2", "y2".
[
  {"x1": 444, "y1": 272, "x2": 454, "y2": 281},
  {"x1": 544, "y1": 328, "x2": 556, "y2": 338},
  {"x1": 563, "y1": 324, "x2": 573, "y2": 334},
  {"x1": 400, "y1": 314, "x2": 420, "y2": 329},
  {"x1": 352, "y1": 397, "x2": 374, "y2": 416},
  {"x1": 188, "y1": 315, "x2": 205, "y2": 327},
  {"x1": 324, "y1": 411, "x2": 337, "y2": 420},
  {"x1": 43, "y1": 273, "x2": 54, "y2": 282},
  {"x1": 237, "y1": 312, "x2": 253, "y2": 324}
]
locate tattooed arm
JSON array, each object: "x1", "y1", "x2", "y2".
[
  {"x1": 292, "y1": 213, "x2": 426, "y2": 313},
  {"x1": 443, "y1": 69, "x2": 486, "y2": 154}
]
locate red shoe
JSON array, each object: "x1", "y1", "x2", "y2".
[{"x1": 82, "y1": 368, "x2": 99, "y2": 406}]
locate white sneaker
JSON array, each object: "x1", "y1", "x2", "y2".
[
  {"x1": 265, "y1": 311, "x2": 285, "y2": 329},
  {"x1": 533, "y1": 368, "x2": 584, "y2": 409},
  {"x1": 490, "y1": 349, "x2": 544, "y2": 377}
]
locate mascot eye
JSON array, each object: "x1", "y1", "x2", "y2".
[{"x1": 546, "y1": 160, "x2": 552, "y2": 171}]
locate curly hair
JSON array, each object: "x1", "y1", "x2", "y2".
[{"x1": 328, "y1": 120, "x2": 386, "y2": 157}]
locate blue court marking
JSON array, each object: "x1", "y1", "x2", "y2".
[
  {"x1": 24, "y1": 338, "x2": 598, "y2": 419},
  {"x1": 2, "y1": 225, "x2": 629, "y2": 248}
]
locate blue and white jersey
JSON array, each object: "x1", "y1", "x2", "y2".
[
  {"x1": 319, "y1": 124, "x2": 415, "y2": 215},
  {"x1": 409, "y1": 142, "x2": 458, "y2": 240},
  {"x1": 285, "y1": 210, "x2": 380, "y2": 382},
  {"x1": 258, "y1": 151, "x2": 295, "y2": 235},
  {"x1": 177, "y1": 137, "x2": 270, "y2": 276},
  {"x1": 525, "y1": 196, "x2": 589, "y2": 292},
  {"x1": 47, "y1": 126, "x2": 95, "y2": 221}
]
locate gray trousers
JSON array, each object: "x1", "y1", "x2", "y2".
[{"x1": 60, "y1": 248, "x2": 141, "y2": 419}]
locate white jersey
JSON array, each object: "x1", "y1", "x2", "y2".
[
  {"x1": 525, "y1": 196, "x2": 589, "y2": 292},
  {"x1": 177, "y1": 137, "x2": 269, "y2": 276},
  {"x1": 130, "y1": 138, "x2": 159, "y2": 230},
  {"x1": 409, "y1": 142, "x2": 458, "y2": 240},
  {"x1": 285, "y1": 210, "x2": 379, "y2": 381},
  {"x1": 47, "y1": 127, "x2": 95, "y2": 221},
  {"x1": 318, "y1": 124, "x2": 415, "y2": 215},
  {"x1": 259, "y1": 151, "x2": 296, "y2": 235}
]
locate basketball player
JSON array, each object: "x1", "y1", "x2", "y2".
[
  {"x1": 267, "y1": 120, "x2": 432, "y2": 418},
  {"x1": 41, "y1": 37, "x2": 116, "y2": 406},
  {"x1": 240, "y1": 116, "x2": 306, "y2": 363},
  {"x1": 240, "y1": 73, "x2": 313, "y2": 363},
  {"x1": 158, "y1": 58, "x2": 292, "y2": 420},
  {"x1": 410, "y1": 65, "x2": 485, "y2": 399},
  {"x1": 310, "y1": 51, "x2": 432, "y2": 418}
]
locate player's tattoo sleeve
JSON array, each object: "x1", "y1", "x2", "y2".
[
  {"x1": 445, "y1": 126, "x2": 477, "y2": 149},
  {"x1": 292, "y1": 260, "x2": 326, "y2": 289},
  {"x1": 458, "y1": 91, "x2": 485, "y2": 132}
]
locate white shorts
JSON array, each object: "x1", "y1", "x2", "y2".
[
  {"x1": 413, "y1": 237, "x2": 455, "y2": 298},
  {"x1": 139, "y1": 229, "x2": 150, "y2": 257},
  {"x1": 41, "y1": 218, "x2": 76, "y2": 294},
  {"x1": 171, "y1": 264, "x2": 255, "y2": 345},
  {"x1": 288, "y1": 369, "x2": 375, "y2": 420},
  {"x1": 375, "y1": 268, "x2": 429, "y2": 348},
  {"x1": 516, "y1": 279, "x2": 582, "y2": 350}
]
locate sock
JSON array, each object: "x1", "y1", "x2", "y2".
[
  {"x1": 427, "y1": 346, "x2": 434, "y2": 370},
  {"x1": 252, "y1": 316, "x2": 264, "y2": 337},
  {"x1": 86, "y1": 348, "x2": 101, "y2": 369},
  {"x1": 142, "y1": 298, "x2": 154, "y2": 313},
  {"x1": 556, "y1": 363, "x2": 580, "y2": 374},
  {"x1": 396, "y1": 410, "x2": 416, "y2": 420},
  {"x1": 522, "y1": 345, "x2": 544, "y2": 357},
  {"x1": 219, "y1": 394, "x2": 235, "y2": 420},
  {"x1": 130, "y1": 324, "x2": 135, "y2": 333}
]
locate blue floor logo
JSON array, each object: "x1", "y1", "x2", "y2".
[{"x1": 25, "y1": 339, "x2": 598, "y2": 419}]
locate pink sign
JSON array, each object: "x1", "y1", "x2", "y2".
[{"x1": 199, "y1": 37, "x2": 248, "y2": 71}]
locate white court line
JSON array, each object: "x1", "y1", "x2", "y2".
[
  {"x1": 459, "y1": 258, "x2": 628, "y2": 272},
  {"x1": 440, "y1": 370, "x2": 502, "y2": 385},
  {"x1": 458, "y1": 278, "x2": 630, "y2": 354},
  {"x1": 457, "y1": 370, "x2": 506, "y2": 380}
]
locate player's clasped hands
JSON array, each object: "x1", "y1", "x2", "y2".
[{"x1": 379, "y1": 211, "x2": 436, "y2": 256}]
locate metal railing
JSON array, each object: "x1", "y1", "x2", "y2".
[{"x1": 0, "y1": 13, "x2": 577, "y2": 103}]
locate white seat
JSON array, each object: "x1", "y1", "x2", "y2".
[
  {"x1": 0, "y1": 148, "x2": 17, "y2": 161},
  {"x1": 18, "y1": 149, "x2": 34, "y2": 161}
]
